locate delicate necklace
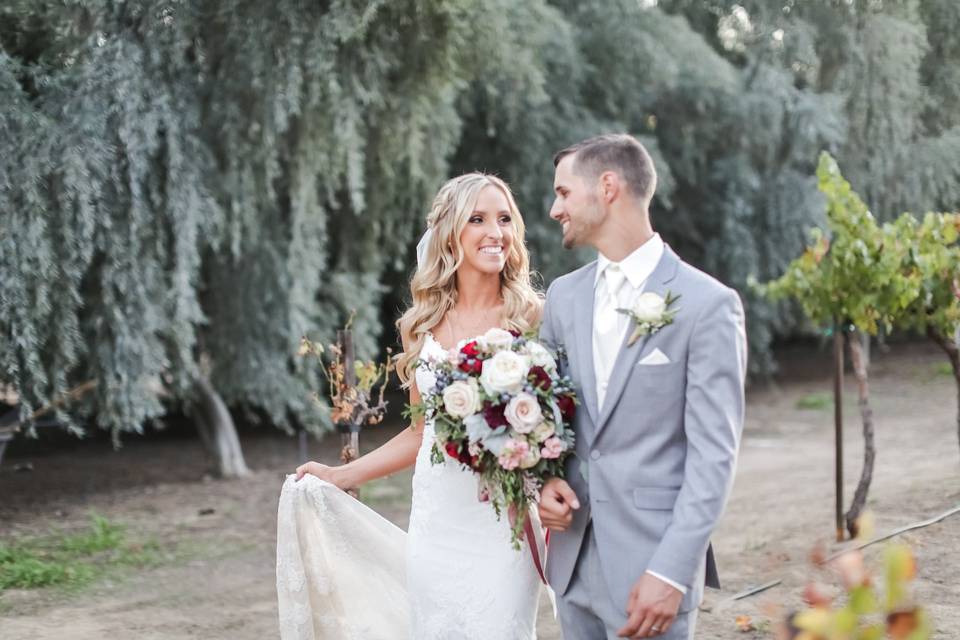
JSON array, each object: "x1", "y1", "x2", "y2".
[{"x1": 449, "y1": 304, "x2": 499, "y2": 344}]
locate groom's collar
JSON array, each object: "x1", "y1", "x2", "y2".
[{"x1": 594, "y1": 232, "x2": 665, "y2": 289}]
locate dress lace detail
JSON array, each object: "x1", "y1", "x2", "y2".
[
  {"x1": 277, "y1": 333, "x2": 539, "y2": 639},
  {"x1": 276, "y1": 474, "x2": 408, "y2": 640}
]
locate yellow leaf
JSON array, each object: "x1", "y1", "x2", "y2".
[
  {"x1": 793, "y1": 608, "x2": 831, "y2": 633},
  {"x1": 734, "y1": 615, "x2": 755, "y2": 632},
  {"x1": 855, "y1": 511, "x2": 875, "y2": 541}
]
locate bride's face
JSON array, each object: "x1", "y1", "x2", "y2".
[
  {"x1": 457, "y1": 185, "x2": 515, "y2": 276},
  {"x1": 550, "y1": 154, "x2": 604, "y2": 249}
]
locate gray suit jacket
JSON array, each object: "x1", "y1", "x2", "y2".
[{"x1": 540, "y1": 245, "x2": 746, "y2": 614}]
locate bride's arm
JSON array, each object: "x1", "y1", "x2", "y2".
[{"x1": 295, "y1": 338, "x2": 425, "y2": 490}]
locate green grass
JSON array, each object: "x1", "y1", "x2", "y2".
[
  {"x1": 0, "y1": 514, "x2": 167, "y2": 592},
  {"x1": 796, "y1": 391, "x2": 833, "y2": 410},
  {"x1": 0, "y1": 544, "x2": 94, "y2": 589},
  {"x1": 59, "y1": 515, "x2": 124, "y2": 555},
  {"x1": 934, "y1": 362, "x2": 953, "y2": 377}
]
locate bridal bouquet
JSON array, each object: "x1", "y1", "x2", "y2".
[{"x1": 410, "y1": 327, "x2": 577, "y2": 548}]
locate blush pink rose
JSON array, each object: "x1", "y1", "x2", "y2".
[
  {"x1": 497, "y1": 438, "x2": 530, "y2": 470},
  {"x1": 541, "y1": 436, "x2": 565, "y2": 459}
]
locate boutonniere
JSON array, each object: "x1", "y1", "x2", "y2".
[{"x1": 617, "y1": 291, "x2": 681, "y2": 346}]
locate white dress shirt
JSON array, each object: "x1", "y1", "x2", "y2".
[
  {"x1": 592, "y1": 233, "x2": 664, "y2": 408},
  {"x1": 591, "y1": 233, "x2": 687, "y2": 595}
]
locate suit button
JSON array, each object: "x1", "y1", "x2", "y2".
[{"x1": 590, "y1": 450, "x2": 601, "y2": 461}]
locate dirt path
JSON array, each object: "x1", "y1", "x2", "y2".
[{"x1": 1, "y1": 343, "x2": 958, "y2": 639}]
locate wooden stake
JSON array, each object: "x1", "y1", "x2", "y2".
[
  {"x1": 337, "y1": 329, "x2": 360, "y2": 498},
  {"x1": 834, "y1": 322, "x2": 845, "y2": 542}
]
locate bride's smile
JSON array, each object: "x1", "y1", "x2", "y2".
[{"x1": 459, "y1": 184, "x2": 515, "y2": 275}]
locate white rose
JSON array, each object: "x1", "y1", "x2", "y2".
[
  {"x1": 504, "y1": 393, "x2": 543, "y2": 434},
  {"x1": 519, "y1": 444, "x2": 541, "y2": 469},
  {"x1": 442, "y1": 379, "x2": 481, "y2": 419},
  {"x1": 531, "y1": 421, "x2": 555, "y2": 442},
  {"x1": 479, "y1": 327, "x2": 515, "y2": 352},
  {"x1": 479, "y1": 350, "x2": 530, "y2": 395},
  {"x1": 632, "y1": 292, "x2": 667, "y2": 323},
  {"x1": 524, "y1": 340, "x2": 557, "y2": 372}
]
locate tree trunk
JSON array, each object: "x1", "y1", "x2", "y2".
[
  {"x1": 0, "y1": 431, "x2": 12, "y2": 469},
  {"x1": 833, "y1": 324, "x2": 845, "y2": 542},
  {"x1": 192, "y1": 376, "x2": 250, "y2": 478},
  {"x1": 927, "y1": 326, "x2": 960, "y2": 458},
  {"x1": 844, "y1": 330, "x2": 876, "y2": 539}
]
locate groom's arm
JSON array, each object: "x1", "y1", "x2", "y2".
[
  {"x1": 645, "y1": 287, "x2": 747, "y2": 590},
  {"x1": 538, "y1": 281, "x2": 558, "y2": 350},
  {"x1": 537, "y1": 281, "x2": 581, "y2": 531}
]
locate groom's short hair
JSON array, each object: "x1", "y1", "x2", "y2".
[{"x1": 553, "y1": 134, "x2": 657, "y2": 203}]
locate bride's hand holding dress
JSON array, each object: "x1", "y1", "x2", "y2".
[{"x1": 294, "y1": 462, "x2": 351, "y2": 489}]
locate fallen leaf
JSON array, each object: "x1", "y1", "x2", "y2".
[
  {"x1": 832, "y1": 551, "x2": 870, "y2": 589},
  {"x1": 809, "y1": 542, "x2": 827, "y2": 567},
  {"x1": 887, "y1": 609, "x2": 920, "y2": 639},
  {"x1": 802, "y1": 582, "x2": 833, "y2": 608}
]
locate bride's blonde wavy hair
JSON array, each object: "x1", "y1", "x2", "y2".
[{"x1": 396, "y1": 173, "x2": 542, "y2": 386}]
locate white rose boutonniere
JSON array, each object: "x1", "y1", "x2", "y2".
[{"x1": 618, "y1": 291, "x2": 680, "y2": 346}]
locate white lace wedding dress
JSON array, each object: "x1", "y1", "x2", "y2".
[{"x1": 276, "y1": 333, "x2": 541, "y2": 639}]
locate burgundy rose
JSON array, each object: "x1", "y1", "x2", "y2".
[
  {"x1": 508, "y1": 329, "x2": 521, "y2": 338},
  {"x1": 556, "y1": 394, "x2": 576, "y2": 422},
  {"x1": 528, "y1": 366, "x2": 552, "y2": 391},
  {"x1": 458, "y1": 358, "x2": 483, "y2": 375},
  {"x1": 445, "y1": 441, "x2": 460, "y2": 459},
  {"x1": 445, "y1": 441, "x2": 472, "y2": 465},
  {"x1": 460, "y1": 340, "x2": 480, "y2": 357},
  {"x1": 482, "y1": 400, "x2": 509, "y2": 428}
]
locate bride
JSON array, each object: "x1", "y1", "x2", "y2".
[{"x1": 277, "y1": 172, "x2": 546, "y2": 639}]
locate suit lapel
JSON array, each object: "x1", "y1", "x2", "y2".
[
  {"x1": 594, "y1": 246, "x2": 680, "y2": 435},
  {"x1": 572, "y1": 263, "x2": 600, "y2": 429}
]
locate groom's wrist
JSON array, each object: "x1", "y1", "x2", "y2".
[{"x1": 645, "y1": 570, "x2": 687, "y2": 595}]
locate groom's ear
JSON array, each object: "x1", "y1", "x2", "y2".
[{"x1": 599, "y1": 171, "x2": 621, "y2": 204}]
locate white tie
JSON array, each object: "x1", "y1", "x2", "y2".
[
  {"x1": 599, "y1": 264, "x2": 627, "y2": 336},
  {"x1": 596, "y1": 264, "x2": 627, "y2": 407}
]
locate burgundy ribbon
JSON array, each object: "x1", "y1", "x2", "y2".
[
  {"x1": 523, "y1": 514, "x2": 548, "y2": 585},
  {"x1": 507, "y1": 505, "x2": 548, "y2": 585}
]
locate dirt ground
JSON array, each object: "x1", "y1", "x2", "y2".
[{"x1": 1, "y1": 342, "x2": 958, "y2": 639}]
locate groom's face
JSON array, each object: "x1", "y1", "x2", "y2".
[{"x1": 551, "y1": 154, "x2": 604, "y2": 249}]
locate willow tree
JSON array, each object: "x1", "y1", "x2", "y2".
[
  {"x1": 762, "y1": 153, "x2": 919, "y2": 537},
  {"x1": 623, "y1": 0, "x2": 958, "y2": 373},
  {"x1": 0, "y1": 0, "x2": 529, "y2": 475}
]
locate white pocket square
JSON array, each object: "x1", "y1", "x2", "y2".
[{"x1": 638, "y1": 348, "x2": 671, "y2": 366}]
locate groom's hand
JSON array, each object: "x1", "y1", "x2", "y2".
[
  {"x1": 617, "y1": 573, "x2": 683, "y2": 638},
  {"x1": 538, "y1": 478, "x2": 579, "y2": 531}
]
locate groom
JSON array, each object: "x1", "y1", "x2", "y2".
[{"x1": 538, "y1": 134, "x2": 747, "y2": 639}]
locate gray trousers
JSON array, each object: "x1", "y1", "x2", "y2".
[{"x1": 556, "y1": 524, "x2": 696, "y2": 640}]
